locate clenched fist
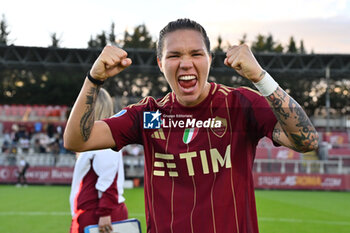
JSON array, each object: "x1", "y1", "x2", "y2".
[
  {"x1": 224, "y1": 44, "x2": 264, "y2": 83},
  {"x1": 90, "y1": 45, "x2": 132, "y2": 81}
]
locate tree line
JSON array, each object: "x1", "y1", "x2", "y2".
[
  {"x1": 1, "y1": 14, "x2": 307, "y2": 54},
  {"x1": 1, "y1": 14, "x2": 349, "y2": 116}
]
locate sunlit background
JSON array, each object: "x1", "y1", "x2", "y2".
[{"x1": 1, "y1": 0, "x2": 350, "y2": 53}]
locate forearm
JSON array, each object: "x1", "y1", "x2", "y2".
[
  {"x1": 64, "y1": 77, "x2": 100, "y2": 151},
  {"x1": 266, "y1": 87, "x2": 319, "y2": 152}
]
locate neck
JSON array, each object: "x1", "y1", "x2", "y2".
[{"x1": 177, "y1": 82, "x2": 211, "y2": 107}]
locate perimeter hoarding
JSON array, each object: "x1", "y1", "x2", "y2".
[
  {"x1": 0, "y1": 166, "x2": 73, "y2": 184},
  {"x1": 253, "y1": 172, "x2": 350, "y2": 191}
]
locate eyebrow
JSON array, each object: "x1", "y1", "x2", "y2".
[
  {"x1": 167, "y1": 51, "x2": 181, "y2": 55},
  {"x1": 166, "y1": 49, "x2": 205, "y2": 54},
  {"x1": 191, "y1": 49, "x2": 205, "y2": 53}
]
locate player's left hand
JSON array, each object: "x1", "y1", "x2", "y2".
[
  {"x1": 224, "y1": 44, "x2": 264, "y2": 83},
  {"x1": 98, "y1": 215, "x2": 113, "y2": 233}
]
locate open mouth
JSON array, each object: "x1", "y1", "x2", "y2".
[{"x1": 178, "y1": 75, "x2": 197, "y2": 92}]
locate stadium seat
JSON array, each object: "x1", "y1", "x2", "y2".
[
  {"x1": 271, "y1": 147, "x2": 300, "y2": 160},
  {"x1": 322, "y1": 132, "x2": 349, "y2": 147},
  {"x1": 56, "y1": 155, "x2": 75, "y2": 167},
  {"x1": 4, "y1": 105, "x2": 11, "y2": 117},
  {"x1": 18, "y1": 105, "x2": 26, "y2": 115},
  {"x1": 328, "y1": 148, "x2": 350, "y2": 158},
  {"x1": 0, "y1": 154, "x2": 6, "y2": 165}
]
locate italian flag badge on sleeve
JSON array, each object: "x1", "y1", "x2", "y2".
[{"x1": 183, "y1": 128, "x2": 199, "y2": 144}]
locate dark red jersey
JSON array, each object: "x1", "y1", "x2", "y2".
[{"x1": 104, "y1": 82, "x2": 277, "y2": 233}]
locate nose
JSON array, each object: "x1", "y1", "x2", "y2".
[{"x1": 179, "y1": 57, "x2": 194, "y2": 70}]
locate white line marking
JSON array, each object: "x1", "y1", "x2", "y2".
[
  {"x1": 259, "y1": 217, "x2": 350, "y2": 226},
  {"x1": 0, "y1": 211, "x2": 145, "y2": 217},
  {"x1": 0, "y1": 211, "x2": 70, "y2": 216}
]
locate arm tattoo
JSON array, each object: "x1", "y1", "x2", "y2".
[
  {"x1": 288, "y1": 98, "x2": 318, "y2": 151},
  {"x1": 272, "y1": 127, "x2": 283, "y2": 145},
  {"x1": 80, "y1": 86, "x2": 100, "y2": 141},
  {"x1": 267, "y1": 89, "x2": 289, "y2": 123},
  {"x1": 267, "y1": 87, "x2": 319, "y2": 152}
]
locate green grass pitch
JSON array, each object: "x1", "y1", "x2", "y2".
[{"x1": 0, "y1": 184, "x2": 349, "y2": 233}]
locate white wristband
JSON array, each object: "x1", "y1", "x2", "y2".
[{"x1": 253, "y1": 71, "x2": 279, "y2": 96}]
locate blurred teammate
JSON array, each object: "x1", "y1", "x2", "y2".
[
  {"x1": 69, "y1": 88, "x2": 127, "y2": 233},
  {"x1": 16, "y1": 156, "x2": 29, "y2": 186},
  {"x1": 64, "y1": 19, "x2": 318, "y2": 233}
]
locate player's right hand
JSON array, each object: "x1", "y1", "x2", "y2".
[{"x1": 90, "y1": 45, "x2": 132, "y2": 81}]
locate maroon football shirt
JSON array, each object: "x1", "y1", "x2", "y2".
[{"x1": 104, "y1": 82, "x2": 277, "y2": 233}]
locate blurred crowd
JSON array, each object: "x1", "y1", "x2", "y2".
[
  {"x1": 0, "y1": 122, "x2": 68, "y2": 165},
  {"x1": 0, "y1": 121, "x2": 145, "y2": 167}
]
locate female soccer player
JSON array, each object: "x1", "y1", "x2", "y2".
[{"x1": 64, "y1": 19, "x2": 318, "y2": 233}]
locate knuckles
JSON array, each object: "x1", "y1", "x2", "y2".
[
  {"x1": 102, "y1": 45, "x2": 128, "y2": 58},
  {"x1": 225, "y1": 44, "x2": 252, "y2": 66}
]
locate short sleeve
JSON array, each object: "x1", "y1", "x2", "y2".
[
  {"x1": 250, "y1": 94, "x2": 277, "y2": 141},
  {"x1": 237, "y1": 87, "x2": 277, "y2": 142},
  {"x1": 103, "y1": 106, "x2": 143, "y2": 151}
]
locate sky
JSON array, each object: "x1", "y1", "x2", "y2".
[{"x1": 1, "y1": 0, "x2": 350, "y2": 54}]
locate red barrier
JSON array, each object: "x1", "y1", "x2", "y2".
[
  {"x1": 0, "y1": 166, "x2": 73, "y2": 184},
  {"x1": 254, "y1": 173, "x2": 350, "y2": 191}
]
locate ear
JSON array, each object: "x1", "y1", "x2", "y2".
[
  {"x1": 157, "y1": 57, "x2": 164, "y2": 73},
  {"x1": 207, "y1": 52, "x2": 213, "y2": 70}
]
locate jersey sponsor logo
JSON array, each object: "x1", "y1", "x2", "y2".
[
  {"x1": 143, "y1": 110, "x2": 162, "y2": 129},
  {"x1": 210, "y1": 116, "x2": 227, "y2": 137},
  {"x1": 111, "y1": 109, "x2": 127, "y2": 118},
  {"x1": 183, "y1": 128, "x2": 199, "y2": 144},
  {"x1": 153, "y1": 145, "x2": 231, "y2": 177}
]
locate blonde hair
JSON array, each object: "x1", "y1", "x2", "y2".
[{"x1": 95, "y1": 88, "x2": 114, "y2": 120}]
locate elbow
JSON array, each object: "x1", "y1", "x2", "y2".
[
  {"x1": 63, "y1": 132, "x2": 85, "y2": 153},
  {"x1": 63, "y1": 141, "x2": 85, "y2": 153},
  {"x1": 63, "y1": 141, "x2": 77, "y2": 152},
  {"x1": 296, "y1": 131, "x2": 320, "y2": 153},
  {"x1": 63, "y1": 138, "x2": 77, "y2": 152}
]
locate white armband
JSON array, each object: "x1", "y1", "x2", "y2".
[{"x1": 253, "y1": 71, "x2": 279, "y2": 96}]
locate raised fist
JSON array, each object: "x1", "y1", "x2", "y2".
[
  {"x1": 90, "y1": 45, "x2": 132, "y2": 81},
  {"x1": 224, "y1": 44, "x2": 264, "y2": 83}
]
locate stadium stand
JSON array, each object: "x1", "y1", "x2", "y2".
[
  {"x1": 0, "y1": 104, "x2": 68, "y2": 123},
  {"x1": 0, "y1": 104, "x2": 349, "y2": 189}
]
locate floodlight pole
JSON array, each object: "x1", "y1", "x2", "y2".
[{"x1": 325, "y1": 66, "x2": 330, "y2": 133}]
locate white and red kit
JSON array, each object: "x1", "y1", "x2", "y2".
[
  {"x1": 69, "y1": 149, "x2": 127, "y2": 233},
  {"x1": 104, "y1": 83, "x2": 278, "y2": 233}
]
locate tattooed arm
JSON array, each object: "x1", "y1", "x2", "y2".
[
  {"x1": 63, "y1": 46, "x2": 132, "y2": 152},
  {"x1": 266, "y1": 87, "x2": 319, "y2": 152},
  {"x1": 224, "y1": 44, "x2": 319, "y2": 152}
]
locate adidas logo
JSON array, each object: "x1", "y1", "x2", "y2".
[{"x1": 151, "y1": 128, "x2": 166, "y2": 140}]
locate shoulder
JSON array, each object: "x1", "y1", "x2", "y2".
[
  {"x1": 212, "y1": 83, "x2": 261, "y2": 98},
  {"x1": 211, "y1": 83, "x2": 265, "y2": 107},
  {"x1": 234, "y1": 86, "x2": 271, "y2": 109},
  {"x1": 235, "y1": 86, "x2": 262, "y2": 99}
]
